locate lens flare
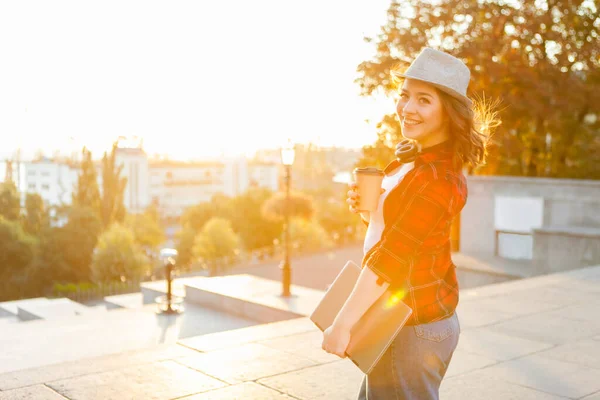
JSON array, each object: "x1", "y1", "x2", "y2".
[{"x1": 384, "y1": 290, "x2": 407, "y2": 309}]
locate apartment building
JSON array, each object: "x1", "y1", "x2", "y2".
[{"x1": 1, "y1": 146, "x2": 279, "y2": 218}]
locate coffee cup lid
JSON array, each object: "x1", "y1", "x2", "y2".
[{"x1": 353, "y1": 167, "x2": 384, "y2": 176}]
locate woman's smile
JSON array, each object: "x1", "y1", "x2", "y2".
[{"x1": 402, "y1": 117, "x2": 422, "y2": 127}]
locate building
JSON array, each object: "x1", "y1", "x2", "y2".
[
  {"x1": 148, "y1": 160, "x2": 226, "y2": 218},
  {"x1": 1, "y1": 147, "x2": 280, "y2": 219},
  {"x1": 14, "y1": 158, "x2": 79, "y2": 206},
  {"x1": 115, "y1": 147, "x2": 150, "y2": 214}
]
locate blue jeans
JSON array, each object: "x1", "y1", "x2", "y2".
[{"x1": 357, "y1": 313, "x2": 460, "y2": 400}]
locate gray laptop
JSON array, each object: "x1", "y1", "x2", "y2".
[{"x1": 310, "y1": 260, "x2": 413, "y2": 374}]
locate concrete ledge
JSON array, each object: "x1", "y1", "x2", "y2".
[
  {"x1": 139, "y1": 278, "x2": 195, "y2": 304},
  {"x1": 16, "y1": 298, "x2": 104, "y2": 321},
  {"x1": 533, "y1": 228, "x2": 600, "y2": 273},
  {"x1": 468, "y1": 174, "x2": 600, "y2": 188},
  {"x1": 184, "y1": 275, "x2": 323, "y2": 323},
  {"x1": 104, "y1": 293, "x2": 144, "y2": 310},
  {"x1": 0, "y1": 298, "x2": 50, "y2": 316},
  {"x1": 452, "y1": 252, "x2": 530, "y2": 279},
  {"x1": 534, "y1": 225, "x2": 600, "y2": 238}
]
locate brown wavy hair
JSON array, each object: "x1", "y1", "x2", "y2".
[{"x1": 437, "y1": 90, "x2": 501, "y2": 171}]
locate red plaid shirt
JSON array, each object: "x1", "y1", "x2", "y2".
[{"x1": 362, "y1": 140, "x2": 467, "y2": 325}]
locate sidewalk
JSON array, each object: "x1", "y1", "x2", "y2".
[
  {"x1": 220, "y1": 245, "x2": 525, "y2": 291},
  {"x1": 1, "y1": 265, "x2": 599, "y2": 399}
]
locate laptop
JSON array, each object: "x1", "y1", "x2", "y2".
[{"x1": 310, "y1": 260, "x2": 413, "y2": 374}]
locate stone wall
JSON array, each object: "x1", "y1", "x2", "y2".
[
  {"x1": 533, "y1": 226, "x2": 600, "y2": 274},
  {"x1": 460, "y1": 175, "x2": 600, "y2": 270}
]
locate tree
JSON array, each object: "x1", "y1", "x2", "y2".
[
  {"x1": 192, "y1": 217, "x2": 240, "y2": 275},
  {"x1": 72, "y1": 147, "x2": 101, "y2": 215},
  {"x1": 356, "y1": 0, "x2": 600, "y2": 178},
  {"x1": 288, "y1": 218, "x2": 333, "y2": 253},
  {"x1": 181, "y1": 202, "x2": 218, "y2": 232},
  {"x1": 0, "y1": 181, "x2": 21, "y2": 221},
  {"x1": 91, "y1": 223, "x2": 149, "y2": 283},
  {"x1": 229, "y1": 188, "x2": 283, "y2": 252},
  {"x1": 262, "y1": 191, "x2": 315, "y2": 222},
  {"x1": 0, "y1": 217, "x2": 37, "y2": 301},
  {"x1": 22, "y1": 192, "x2": 48, "y2": 236},
  {"x1": 180, "y1": 193, "x2": 233, "y2": 232},
  {"x1": 37, "y1": 206, "x2": 102, "y2": 283},
  {"x1": 100, "y1": 142, "x2": 127, "y2": 228},
  {"x1": 125, "y1": 210, "x2": 165, "y2": 252},
  {"x1": 28, "y1": 225, "x2": 71, "y2": 293},
  {"x1": 64, "y1": 206, "x2": 103, "y2": 281},
  {"x1": 314, "y1": 195, "x2": 362, "y2": 245},
  {"x1": 175, "y1": 226, "x2": 196, "y2": 268}
]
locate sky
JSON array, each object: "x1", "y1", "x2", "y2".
[{"x1": 0, "y1": 0, "x2": 395, "y2": 161}]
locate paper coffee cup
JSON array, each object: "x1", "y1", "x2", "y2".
[{"x1": 353, "y1": 167, "x2": 384, "y2": 212}]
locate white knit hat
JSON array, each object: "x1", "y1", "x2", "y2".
[{"x1": 393, "y1": 48, "x2": 473, "y2": 107}]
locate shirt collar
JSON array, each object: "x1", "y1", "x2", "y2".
[
  {"x1": 415, "y1": 140, "x2": 453, "y2": 166},
  {"x1": 384, "y1": 140, "x2": 453, "y2": 174}
]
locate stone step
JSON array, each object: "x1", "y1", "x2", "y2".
[
  {"x1": 140, "y1": 277, "x2": 202, "y2": 304},
  {"x1": 183, "y1": 274, "x2": 324, "y2": 323},
  {"x1": 17, "y1": 298, "x2": 106, "y2": 321},
  {"x1": 104, "y1": 292, "x2": 144, "y2": 309},
  {"x1": 0, "y1": 343, "x2": 201, "y2": 391},
  {"x1": 0, "y1": 317, "x2": 315, "y2": 393},
  {"x1": 0, "y1": 300, "x2": 259, "y2": 374},
  {"x1": 0, "y1": 297, "x2": 50, "y2": 316}
]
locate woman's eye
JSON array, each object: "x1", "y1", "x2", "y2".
[
  {"x1": 399, "y1": 93, "x2": 408, "y2": 99},
  {"x1": 419, "y1": 98, "x2": 430, "y2": 104}
]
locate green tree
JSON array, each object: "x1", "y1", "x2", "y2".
[
  {"x1": 91, "y1": 223, "x2": 149, "y2": 282},
  {"x1": 100, "y1": 142, "x2": 127, "y2": 228},
  {"x1": 40, "y1": 206, "x2": 102, "y2": 283},
  {"x1": 175, "y1": 226, "x2": 196, "y2": 268},
  {"x1": 0, "y1": 217, "x2": 37, "y2": 301},
  {"x1": 64, "y1": 206, "x2": 102, "y2": 281},
  {"x1": 229, "y1": 188, "x2": 283, "y2": 252},
  {"x1": 126, "y1": 211, "x2": 165, "y2": 252},
  {"x1": 28, "y1": 226, "x2": 70, "y2": 294},
  {"x1": 262, "y1": 191, "x2": 315, "y2": 222},
  {"x1": 356, "y1": 0, "x2": 600, "y2": 178},
  {"x1": 0, "y1": 181, "x2": 21, "y2": 221},
  {"x1": 193, "y1": 217, "x2": 240, "y2": 275},
  {"x1": 72, "y1": 147, "x2": 101, "y2": 215},
  {"x1": 180, "y1": 193, "x2": 233, "y2": 232},
  {"x1": 22, "y1": 192, "x2": 48, "y2": 236},
  {"x1": 181, "y1": 202, "x2": 217, "y2": 232},
  {"x1": 288, "y1": 218, "x2": 333, "y2": 253},
  {"x1": 314, "y1": 195, "x2": 361, "y2": 245}
]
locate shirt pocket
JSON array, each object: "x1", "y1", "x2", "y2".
[{"x1": 413, "y1": 319, "x2": 456, "y2": 342}]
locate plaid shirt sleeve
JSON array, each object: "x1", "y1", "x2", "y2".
[{"x1": 362, "y1": 171, "x2": 454, "y2": 287}]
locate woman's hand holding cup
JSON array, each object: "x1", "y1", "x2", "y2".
[{"x1": 347, "y1": 183, "x2": 385, "y2": 221}]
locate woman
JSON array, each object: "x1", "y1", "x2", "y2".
[{"x1": 321, "y1": 48, "x2": 497, "y2": 399}]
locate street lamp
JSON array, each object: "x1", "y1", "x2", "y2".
[{"x1": 280, "y1": 140, "x2": 295, "y2": 297}]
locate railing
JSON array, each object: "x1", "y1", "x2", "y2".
[{"x1": 52, "y1": 280, "x2": 143, "y2": 303}]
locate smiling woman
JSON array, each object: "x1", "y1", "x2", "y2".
[{"x1": 328, "y1": 48, "x2": 501, "y2": 400}]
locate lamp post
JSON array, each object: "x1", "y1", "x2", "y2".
[{"x1": 280, "y1": 141, "x2": 295, "y2": 297}]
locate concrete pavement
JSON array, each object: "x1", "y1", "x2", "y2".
[{"x1": 1, "y1": 265, "x2": 599, "y2": 399}]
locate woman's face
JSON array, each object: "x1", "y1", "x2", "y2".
[{"x1": 396, "y1": 79, "x2": 450, "y2": 148}]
